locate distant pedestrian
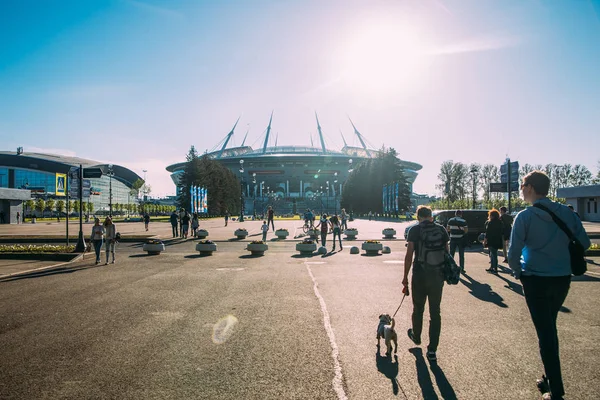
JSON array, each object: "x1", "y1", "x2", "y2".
[
  {"x1": 340, "y1": 208, "x2": 348, "y2": 230},
  {"x1": 447, "y1": 210, "x2": 468, "y2": 273},
  {"x1": 224, "y1": 210, "x2": 230, "y2": 226},
  {"x1": 90, "y1": 218, "x2": 105, "y2": 265},
  {"x1": 316, "y1": 214, "x2": 330, "y2": 247},
  {"x1": 330, "y1": 214, "x2": 342, "y2": 251},
  {"x1": 267, "y1": 206, "x2": 275, "y2": 231},
  {"x1": 261, "y1": 220, "x2": 269, "y2": 242},
  {"x1": 182, "y1": 212, "x2": 191, "y2": 239},
  {"x1": 170, "y1": 210, "x2": 179, "y2": 238},
  {"x1": 103, "y1": 216, "x2": 116, "y2": 264},
  {"x1": 191, "y1": 213, "x2": 199, "y2": 237},
  {"x1": 16, "y1": 211, "x2": 20, "y2": 224},
  {"x1": 179, "y1": 208, "x2": 186, "y2": 237},
  {"x1": 403, "y1": 205, "x2": 449, "y2": 362},
  {"x1": 509, "y1": 171, "x2": 591, "y2": 400},
  {"x1": 484, "y1": 209, "x2": 503, "y2": 274},
  {"x1": 0, "y1": 210, "x2": 5, "y2": 224},
  {"x1": 143, "y1": 213, "x2": 150, "y2": 231},
  {"x1": 368, "y1": 211, "x2": 373, "y2": 221},
  {"x1": 499, "y1": 206, "x2": 513, "y2": 263}
]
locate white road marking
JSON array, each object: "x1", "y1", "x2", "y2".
[{"x1": 305, "y1": 263, "x2": 347, "y2": 400}]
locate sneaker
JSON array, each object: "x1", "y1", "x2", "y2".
[
  {"x1": 105, "y1": 262, "x2": 109, "y2": 265},
  {"x1": 537, "y1": 376, "x2": 550, "y2": 394},
  {"x1": 426, "y1": 351, "x2": 437, "y2": 362},
  {"x1": 407, "y1": 328, "x2": 421, "y2": 345},
  {"x1": 111, "y1": 260, "x2": 115, "y2": 264}
]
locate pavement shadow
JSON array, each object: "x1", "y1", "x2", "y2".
[
  {"x1": 0, "y1": 263, "x2": 104, "y2": 283},
  {"x1": 429, "y1": 360, "x2": 457, "y2": 400},
  {"x1": 460, "y1": 273, "x2": 508, "y2": 308},
  {"x1": 239, "y1": 254, "x2": 264, "y2": 259},
  {"x1": 409, "y1": 348, "x2": 439, "y2": 400},
  {"x1": 184, "y1": 254, "x2": 212, "y2": 258},
  {"x1": 128, "y1": 253, "x2": 161, "y2": 258},
  {"x1": 586, "y1": 259, "x2": 599, "y2": 266},
  {"x1": 360, "y1": 253, "x2": 382, "y2": 257},
  {"x1": 572, "y1": 274, "x2": 600, "y2": 282},
  {"x1": 493, "y1": 273, "x2": 524, "y2": 296},
  {"x1": 375, "y1": 346, "x2": 402, "y2": 396},
  {"x1": 291, "y1": 254, "x2": 316, "y2": 258}
]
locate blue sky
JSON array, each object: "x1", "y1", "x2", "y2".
[{"x1": 1, "y1": 0, "x2": 599, "y2": 197}]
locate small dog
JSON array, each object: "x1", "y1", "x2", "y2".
[{"x1": 377, "y1": 314, "x2": 398, "y2": 356}]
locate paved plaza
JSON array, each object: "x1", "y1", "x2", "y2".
[{"x1": 1, "y1": 219, "x2": 600, "y2": 399}]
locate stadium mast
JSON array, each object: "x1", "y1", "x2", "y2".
[
  {"x1": 340, "y1": 129, "x2": 348, "y2": 147},
  {"x1": 315, "y1": 112, "x2": 327, "y2": 154},
  {"x1": 241, "y1": 126, "x2": 249, "y2": 146},
  {"x1": 262, "y1": 111, "x2": 273, "y2": 154},
  {"x1": 348, "y1": 116, "x2": 371, "y2": 157},
  {"x1": 218, "y1": 116, "x2": 240, "y2": 159}
]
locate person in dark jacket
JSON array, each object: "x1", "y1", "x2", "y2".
[
  {"x1": 170, "y1": 211, "x2": 179, "y2": 238},
  {"x1": 499, "y1": 206, "x2": 514, "y2": 263},
  {"x1": 485, "y1": 209, "x2": 503, "y2": 273}
]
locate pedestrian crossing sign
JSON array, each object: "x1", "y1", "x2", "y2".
[{"x1": 56, "y1": 173, "x2": 66, "y2": 196}]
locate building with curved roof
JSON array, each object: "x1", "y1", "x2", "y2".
[
  {"x1": 166, "y1": 114, "x2": 422, "y2": 215},
  {"x1": 0, "y1": 149, "x2": 143, "y2": 218}
]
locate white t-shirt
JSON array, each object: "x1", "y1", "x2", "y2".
[
  {"x1": 105, "y1": 224, "x2": 116, "y2": 240},
  {"x1": 261, "y1": 224, "x2": 269, "y2": 232},
  {"x1": 91, "y1": 225, "x2": 105, "y2": 241}
]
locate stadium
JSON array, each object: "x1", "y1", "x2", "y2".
[
  {"x1": 0, "y1": 148, "x2": 143, "y2": 223},
  {"x1": 166, "y1": 114, "x2": 422, "y2": 215}
]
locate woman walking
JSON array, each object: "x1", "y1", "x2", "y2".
[
  {"x1": 485, "y1": 209, "x2": 503, "y2": 273},
  {"x1": 191, "y1": 213, "x2": 199, "y2": 237},
  {"x1": 316, "y1": 214, "x2": 330, "y2": 247},
  {"x1": 90, "y1": 218, "x2": 105, "y2": 265},
  {"x1": 104, "y1": 216, "x2": 117, "y2": 264},
  {"x1": 182, "y1": 211, "x2": 191, "y2": 239},
  {"x1": 330, "y1": 214, "x2": 343, "y2": 252}
]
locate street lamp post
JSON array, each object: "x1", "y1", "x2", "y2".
[
  {"x1": 108, "y1": 164, "x2": 114, "y2": 217},
  {"x1": 239, "y1": 159, "x2": 244, "y2": 222},
  {"x1": 470, "y1": 166, "x2": 479, "y2": 209}
]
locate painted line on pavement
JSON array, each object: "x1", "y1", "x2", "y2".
[{"x1": 305, "y1": 262, "x2": 347, "y2": 400}]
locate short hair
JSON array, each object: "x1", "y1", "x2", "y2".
[
  {"x1": 523, "y1": 170, "x2": 550, "y2": 196},
  {"x1": 417, "y1": 205, "x2": 432, "y2": 219},
  {"x1": 263, "y1": 220, "x2": 266, "y2": 224},
  {"x1": 455, "y1": 210, "x2": 463, "y2": 216},
  {"x1": 499, "y1": 206, "x2": 507, "y2": 213}
]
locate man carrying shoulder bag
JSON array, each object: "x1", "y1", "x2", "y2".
[{"x1": 509, "y1": 171, "x2": 591, "y2": 400}]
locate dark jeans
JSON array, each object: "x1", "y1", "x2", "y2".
[
  {"x1": 411, "y1": 266, "x2": 445, "y2": 352},
  {"x1": 93, "y1": 240, "x2": 103, "y2": 262},
  {"x1": 320, "y1": 232, "x2": 327, "y2": 247},
  {"x1": 332, "y1": 228, "x2": 342, "y2": 249},
  {"x1": 268, "y1": 218, "x2": 275, "y2": 231},
  {"x1": 171, "y1": 224, "x2": 178, "y2": 237},
  {"x1": 521, "y1": 275, "x2": 571, "y2": 398},
  {"x1": 449, "y1": 239, "x2": 465, "y2": 269},
  {"x1": 489, "y1": 247, "x2": 499, "y2": 270}
]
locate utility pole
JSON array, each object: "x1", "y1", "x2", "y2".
[{"x1": 74, "y1": 165, "x2": 86, "y2": 252}]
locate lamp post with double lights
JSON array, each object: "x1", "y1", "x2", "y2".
[
  {"x1": 334, "y1": 172, "x2": 339, "y2": 213},
  {"x1": 239, "y1": 159, "x2": 245, "y2": 222},
  {"x1": 107, "y1": 164, "x2": 114, "y2": 217}
]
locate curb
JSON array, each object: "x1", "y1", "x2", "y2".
[{"x1": 0, "y1": 253, "x2": 84, "y2": 280}]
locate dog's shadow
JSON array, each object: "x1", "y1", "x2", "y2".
[{"x1": 376, "y1": 346, "x2": 400, "y2": 395}]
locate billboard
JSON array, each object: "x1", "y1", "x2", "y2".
[{"x1": 55, "y1": 173, "x2": 66, "y2": 196}]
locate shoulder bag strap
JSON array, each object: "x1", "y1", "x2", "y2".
[{"x1": 533, "y1": 203, "x2": 579, "y2": 244}]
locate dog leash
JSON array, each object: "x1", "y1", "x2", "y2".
[{"x1": 391, "y1": 294, "x2": 407, "y2": 319}]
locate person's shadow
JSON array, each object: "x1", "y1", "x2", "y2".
[
  {"x1": 409, "y1": 348, "x2": 457, "y2": 400},
  {"x1": 375, "y1": 345, "x2": 400, "y2": 395},
  {"x1": 460, "y1": 273, "x2": 508, "y2": 308}
]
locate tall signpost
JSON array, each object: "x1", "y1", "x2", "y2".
[{"x1": 490, "y1": 159, "x2": 519, "y2": 213}]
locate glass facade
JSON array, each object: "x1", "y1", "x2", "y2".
[
  {"x1": 86, "y1": 175, "x2": 133, "y2": 213},
  {"x1": 0, "y1": 167, "x2": 8, "y2": 188},
  {"x1": 14, "y1": 169, "x2": 56, "y2": 193}
]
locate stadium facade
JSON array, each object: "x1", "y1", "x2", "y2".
[
  {"x1": 0, "y1": 149, "x2": 143, "y2": 221},
  {"x1": 166, "y1": 114, "x2": 422, "y2": 215}
]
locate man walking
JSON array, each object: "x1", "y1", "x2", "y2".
[
  {"x1": 499, "y1": 206, "x2": 513, "y2": 263},
  {"x1": 509, "y1": 171, "x2": 590, "y2": 400},
  {"x1": 446, "y1": 210, "x2": 468, "y2": 273},
  {"x1": 267, "y1": 206, "x2": 275, "y2": 231},
  {"x1": 403, "y1": 206, "x2": 449, "y2": 362},
  {"x1": 170, "y1": 210, "x2": 179, "y2": 238}
]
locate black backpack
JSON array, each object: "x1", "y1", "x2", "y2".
[{"x1": 417, "y1": 222, "x2": 447, "y2": 270}]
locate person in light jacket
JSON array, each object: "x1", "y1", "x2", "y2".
[
  {"x1": 90, "y1": 218, "x2": 105, "y2": 265},
  {"x1": 104, "y1": 216, "x2": 117, "y2": 264}
]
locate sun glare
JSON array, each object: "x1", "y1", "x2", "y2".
[{"x1": 338, "y1": 23, "x2": 432, "y2": 98}]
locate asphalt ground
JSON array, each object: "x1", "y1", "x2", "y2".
[{"x1": 1, "y1": 226, "x2": 600, "y2": 400}]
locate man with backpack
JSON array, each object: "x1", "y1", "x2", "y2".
[
  {"x1": 402, "y1": 205, "x2": 449, "y2": 362},
  {"x1": 509, "y1": 171, "x2": 590, "y2": 400}
]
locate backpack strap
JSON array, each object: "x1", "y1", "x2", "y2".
[{"x1": 533, "y1": 204, "x2": 580, "y2": 245}]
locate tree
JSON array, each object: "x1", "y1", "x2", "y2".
[
  {"x1": 88, "y1": 202, "x2": 94, "y2": 214},
  {"x1": 341, "y1": 147, "x2": 411, "y2": 214},
  {"x1": 24, "y1": 199, "x2": 34, "y2": 220},
  {"x1": 569, "y1": 165, "x2": 593, "y2": 187},
  {"x1": 130, "y1": 179, "x2": 145, "y2": 200},
  {"x1": 35, "y1": 199, "x2": 45, "y2": 216},
  {"x1": 73, "y1": 200, "x2": 80, "y2": 215},
  {"x1": 55, "y1": 200, "x2": 65, "y2": 220},
  {"x1": 45, "y1": 199, "x2": 55, "y2": 218}
]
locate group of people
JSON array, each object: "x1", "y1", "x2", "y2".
[
  {"x1": 90, "y1": 216, "x2": 117, "y2": 265},
  {"x1": 402, "y1": 171, "x2": 591, "y2": 400},
  {"x1": 170, "y1": 209, "x2": 200, "y2": 239}
]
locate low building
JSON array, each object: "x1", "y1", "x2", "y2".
[
  {"x1": 0, "y1": 149, "x2": 143, "y2": 217},
  {"x1": 0, "y1": 188, "x2": 31, "y2": 224},
  {"x1": 557, "y1": 185, "x2": 600, "y2": 222}
]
